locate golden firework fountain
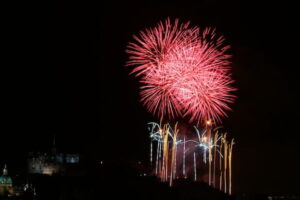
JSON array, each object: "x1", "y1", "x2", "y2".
[{"x1": 148, "y1": 121, "x2": 235, "y2": 194}]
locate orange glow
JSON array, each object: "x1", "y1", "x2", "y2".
[{"x1": 206, "y1": 120, "x2": 212, "y2": 126}]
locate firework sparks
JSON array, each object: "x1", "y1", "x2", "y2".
[
  {"x1": 148, "y1": 122, "x2": 234, "y2": 190},
  {"x1": 126, "y1": 18, "x2": 237, "y2": 194},
  {"x1": 126, "y1": 18, "x2": 236, "y2": 125}
]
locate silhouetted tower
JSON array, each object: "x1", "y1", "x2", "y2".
[{"x1": 51, "y1": 135, "x2": 57, "y2": 155}]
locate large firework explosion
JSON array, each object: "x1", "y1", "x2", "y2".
[
  {"x1": 125, "y1": 18, "x2": 236, "y2": 194},
  {"x1": 126, "y1": 18, "x2": 236, "y2": 125}
]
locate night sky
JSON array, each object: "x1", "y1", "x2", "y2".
[{"x1": 2, "y1": 1, "x2": 300, "y2": 196}]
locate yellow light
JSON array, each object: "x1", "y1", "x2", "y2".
[{"x1": 206, "y1": 120, "x2": 212, "y2": 125}]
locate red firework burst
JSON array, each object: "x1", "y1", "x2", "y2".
[{"x1": 126, "y1": 18, "x2": 236, "y2": 125}]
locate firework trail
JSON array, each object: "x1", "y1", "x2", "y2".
[
  {"x1": 223, "y1": 133, "x2": 228, "y2": 193},
  {"x1": 228, "y1": 138, "x2": 235, "y2": 195}
]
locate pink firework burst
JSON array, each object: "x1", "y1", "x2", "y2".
[{"x1": 126, "y1": 18, "x2": 236, "y2": 125}]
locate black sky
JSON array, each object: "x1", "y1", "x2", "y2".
[{"x1": 2, "y1": 0, "x2": 300, "y2": 196}]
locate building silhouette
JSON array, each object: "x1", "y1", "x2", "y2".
[
  {"x1": 28, "y1": 135, "x2": 80, "y2": 175},
  {"x1": 0, "y1": 164, "x2": 13, "y2": 196}
]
